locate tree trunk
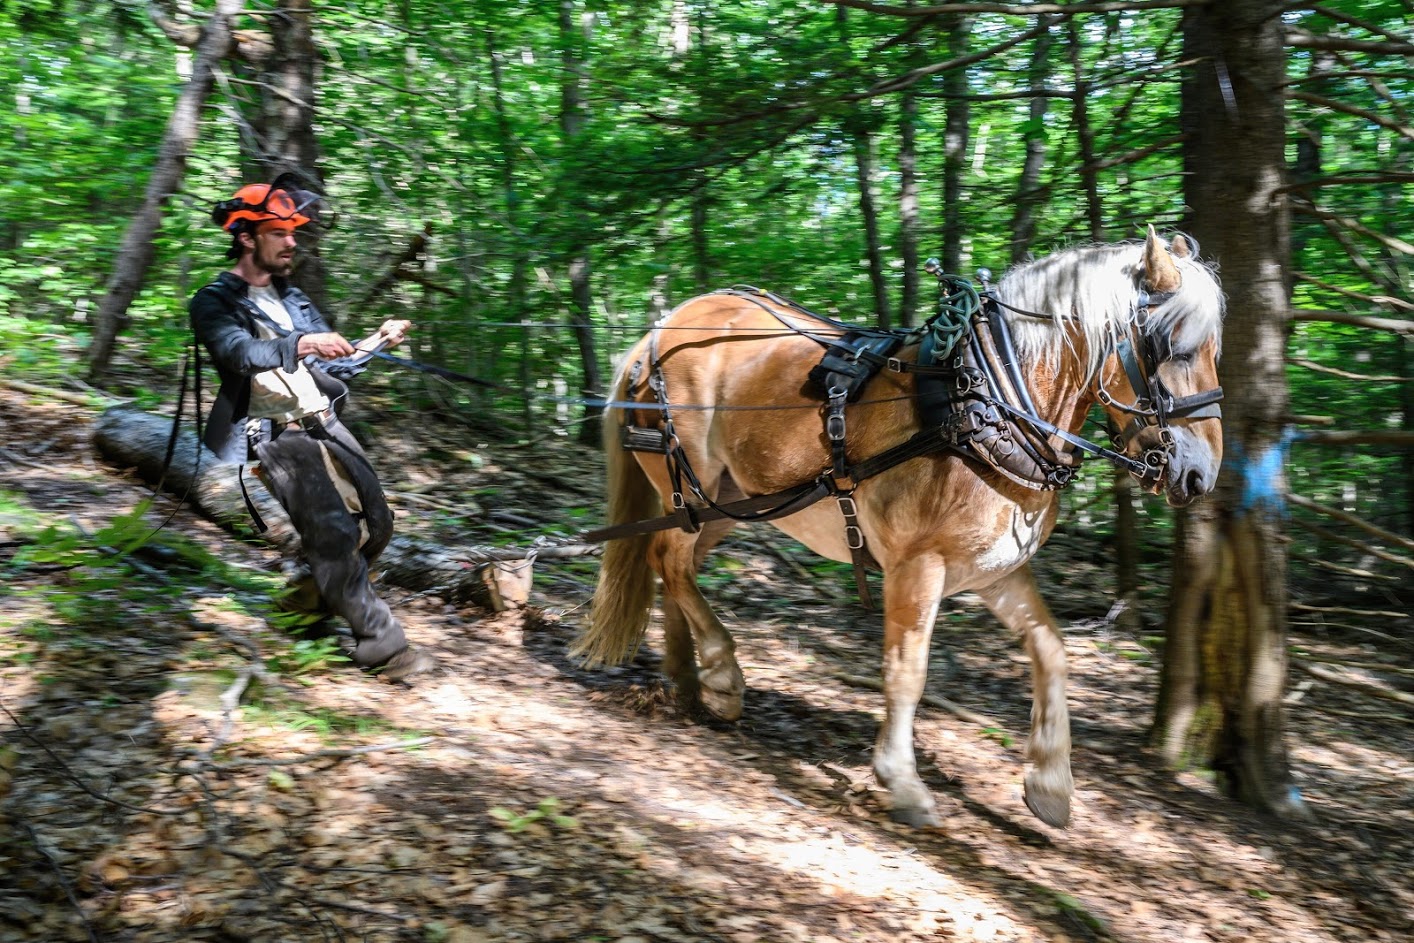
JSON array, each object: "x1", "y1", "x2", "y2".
[
  {"x1": 260, "y1": 0, "x2": 328, "y2": 315},
  {"x1": 1403, "y1": 336, "x2": 1414, "y2": 535},
  {"x1": 91, "y1": 406, "x2": 536, "y2": 609},
  {"x1": 897, "y1": 85, "x2": 921, "y2": 328},
  {"x1": 1153, "y1": 0, "x2": 1305, "y2": 818},
  {"x1": 87, "y1": 0, "x2": 242, "y2": 382},
  {"x1": 940, "y1": 16, "x2": 971, "y2": 274},
  {"x1": 1066, "y1": 20, "x2": 1104, "y2": 241},
  {"x1": 1066, "y1": 21, "x2": 1140, "y2": 629},
  {"x1": 691, "y1": 169, "x2": 711, "y2": 292},
  {"x1": 559, "y1": 0, "x2": 604, "y2": 443},
  {"x1": 490, "y1": 30, "x2": 529, "y2": 329},
  {"x1": 1009, "y1": 22, "x2": 1054, "y2": 264},
  {"x1": 850, "y1": 119, "x2": 891, "y2": 329}
]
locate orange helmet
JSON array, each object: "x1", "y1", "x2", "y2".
[{"x1": 211, "y1": 181, "x2": 317, "y2": 233}]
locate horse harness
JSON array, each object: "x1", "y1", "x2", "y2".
[{"x1": 590, "y1": 267, "x2": 1223, "y2": 607}]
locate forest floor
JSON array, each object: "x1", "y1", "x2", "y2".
[{"x1": 0, "y1": 380, "x2": 1411, "y2": 943}]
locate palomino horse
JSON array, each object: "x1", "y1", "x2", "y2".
[{"x1": 574, "y1": 229, "x2": 1224, "y2": 828}]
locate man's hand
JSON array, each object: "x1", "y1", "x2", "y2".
[
  {"x1": 376, "y1": 319, "x2": 413, "y2": 348},
  {"x1": 298, "y1": 332, "x2": 356, "y2": 359}
]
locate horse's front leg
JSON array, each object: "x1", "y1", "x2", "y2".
[
  {"x1": 875, "y1": 553, "x2": 947, "y2": 827},
  {"x1": 975, "y1": 564, "x2": 1073, "y2": 828}
]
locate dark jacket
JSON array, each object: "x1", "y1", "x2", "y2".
[{"x1": 190, "y1": 271, "x2": 337, "y2": 463}]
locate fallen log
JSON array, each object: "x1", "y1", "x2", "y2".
[{"x1": 90, "y1": 405, "x2": 570, "y2": 609}]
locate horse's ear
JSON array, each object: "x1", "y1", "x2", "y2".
[
  {"x1": 1171, "y1": 233, "x2": 1195, "y2": 259},
  {"x1": 1143, "y1": 224, "x2": 1182, "y2": 292}
]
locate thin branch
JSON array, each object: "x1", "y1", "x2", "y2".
[
  {"x1": 1290, "y1": 309, "x2": 1414, "y2": 335},
  {"x1": 0, "y1": 700, "x2": 180, "y2": 816},
  {"x1": 1288, "y1": 90, "x2": 1414, "y2": 144},
  {"x1": 1284, "y1": 69, "x2": 1414, "y2": 87},
  {"x1": 1293, "y1": 202, "x2": 1414, "y2": 256},
  {"x1": 1291, "y1": 602, "x2": 1411, "y2": 620},
  {"x1": 1291, "y1": 619, "x2": 1401, "y2": 642},
  {"x1": 821, "y1": 0, "x2": 1209, "y2": 16},
  {"x1": 1285, "y1": 28, "x2": 1414, "y2": 56},
  {"x1": 1293, "y1": 272, "x2": 1414, "y2": 313},
  {"x1": 1288, "y1": 517, "x2": 1414, "y2": 569},
  {"x1": 1288, "y1": 493, "x2": 1414, "y2": 553},
  {"x1": 1308, "y1": 2, "x2": 1414, "y2": 47},
  {"x1": 835, "y1": 672, "x2": 1003, "y2": 730},
  {"x1": 1297, "y1": 428, "x2": 1414, "y2": 447},
  {"x1": 1292, "y1": 659, "x2": 1414, "y2": 706},
  {"x1": 1294, "y1": 650, "x2": 1414, "y2": 677},
  {"x1": 1304, "y1": 557, "x2": 1402, "y2": 583},
  {"x1": 649, "y1": 20, "x2": 1049, "y2": 130},
  {"x1": 1088, "y1": 133, "x2": 1186, "y2": 172},
  {"x1": 1277, "y1": 171, "x2": 1414, "y2": 194},
  {"x1": 1287, "y1": 357, "x2": 1411, "y2": 383},
  {"x1": 21, "y1": 822, "x2": 99, "y2": 943},
  {"x1": 862, "y1": 21, "x2": 1051, "y2": 98}
]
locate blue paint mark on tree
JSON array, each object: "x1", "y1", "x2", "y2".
[{"x1": 1228, "y1": 426, "x2": 1301, "y2": 516}]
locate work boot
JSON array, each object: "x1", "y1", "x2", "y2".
[{"x1": 377, "y1": 647, "x2": 438, "y2": 683}]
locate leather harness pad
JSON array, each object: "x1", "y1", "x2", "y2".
[{"x1": 807, "y1": 332, "x2": 907, "y2": 402}]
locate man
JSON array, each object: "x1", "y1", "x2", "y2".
[{"x1": 191, "y1": 179, "x2": 435, "y2": 682}]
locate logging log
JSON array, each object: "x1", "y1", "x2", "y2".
[{"x1": 91, "y1": 405, "x2": 543, "y2": 610}]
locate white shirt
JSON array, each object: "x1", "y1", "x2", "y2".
[{"x1": 246, "y1": 283, "x2": 330, "y2": 422}]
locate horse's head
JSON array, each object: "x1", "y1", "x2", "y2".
[{"x1": 1095, "y1": 229, "x2": 1225, "y2": 507}]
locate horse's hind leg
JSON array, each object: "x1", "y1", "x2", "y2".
[
  {"x1": 976, "y1": 564, "x2": 1073, "y2": 828},
  {"x1": 661, "y1": 513, "x2": 738, "y2": 711},
  {"x1": 652, "y1": 500, "x2": 745, "y2": 720}
]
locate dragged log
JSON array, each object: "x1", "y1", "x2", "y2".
[
  {"x1": 92, "y1": 406, "x2": 298, "y2": 549},
  {"x1": 91, "y1": 405, "x2": 555, "y2": 610}
]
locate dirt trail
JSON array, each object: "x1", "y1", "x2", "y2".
[{"x1": 0, "y1": 386, "x2": 1409, "y2": 943}]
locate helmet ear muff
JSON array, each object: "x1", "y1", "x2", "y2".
[{"x1": 211, "y1": 198, "x2": 252, "y2": 231}]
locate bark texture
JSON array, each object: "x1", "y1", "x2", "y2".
[
  {"x1": 1153, "y1": 0, "x2": 1304, "y2": 817},
  {"x1": 559, "y1": 0, "x2": 605, "y2": 443}
]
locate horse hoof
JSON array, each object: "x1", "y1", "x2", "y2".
[
  {"x1": 700, "y1": 688, "x2": 743, "y2": 722},
  {"x1": 1022, "y1": 780, "x2": 1072, "y2": 828},
  {"x1": 888, "y1": 805, "x2": 941, "y2": 829}
]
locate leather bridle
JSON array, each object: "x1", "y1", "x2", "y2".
[{"x1": 1092, "y1": 289, "x2": 1225, "y2": 491}]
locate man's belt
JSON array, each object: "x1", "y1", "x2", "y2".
[{"x1": 286, "y1": 405, "x2": 336, "y2": 432}]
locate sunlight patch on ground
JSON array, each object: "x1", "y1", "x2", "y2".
[{"x1": 618, "y1": 785, "x2": 1033, "y2": 941}]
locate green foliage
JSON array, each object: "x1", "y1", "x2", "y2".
[
  {"x1": 0, "y1": 1, "x2": 1408, "y2": 597},
  {"x1": 240, "y1": 701, "x2": 421, "y2": 741},
  {"x1": 488, "y1": 797, "x2": 579, "y2": 833},
  {"x1": 264, "y1": 637, "x2": 351, "y2": 677}
]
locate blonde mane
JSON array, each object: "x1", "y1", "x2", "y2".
[{"x1": 996, "y1": 238, "x2": 1225, "y2": 379}]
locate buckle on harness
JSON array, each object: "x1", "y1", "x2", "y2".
[
  {"x1": 845, "y1": 524, "x2": 865, "y2": 551},
  {"x1": 887, "y1": 357, "x2": 904, "y2": 373}
]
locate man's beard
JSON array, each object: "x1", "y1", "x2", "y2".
[{"x1": 254, "y1": 242, "x2": 295, "y2": 276}]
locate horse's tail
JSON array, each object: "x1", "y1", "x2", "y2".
[{"x1": 572, "y1": 358, "x2": 660, "y2": 667}]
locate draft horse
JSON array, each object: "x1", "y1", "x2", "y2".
[{"x1": 574, "y1": 229, "x2": 1225, "y2": 828}]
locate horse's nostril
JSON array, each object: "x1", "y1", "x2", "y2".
[{"x1": 1185, "y1": 468, "x2": 1204, "y2": 496}]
